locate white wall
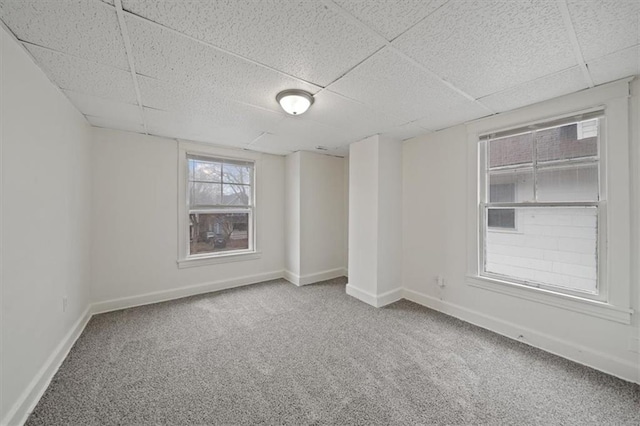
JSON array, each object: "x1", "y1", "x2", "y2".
[
  {"x1": 90, "y1": 129, "x2": 285, "y2": 305},
  {"x1": 1, "y1": 27, "x2": 93, "y2": 424},
  {"x1": 285, "y1": 151, "x2": 347, "y2": 284},
  {"x1": 299, "y1": 152, "x2": 347, "y2": 278},
  {"x1": 376, "y1": 138, "x2": 403, "y2": 295},
  {"x1": 347, "y1": 137, "x2": 379, "y2": 298},
  {"x1": 347, "y1": 135, "x2": 403, "y2": 306},
  {"x1": 402, "y1": 79, "x2": 639, "y2": 383},
  {"x1": 285, "y1": 153, "x2": 301, "y2": 277}
]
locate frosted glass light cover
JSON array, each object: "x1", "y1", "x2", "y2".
[{"x1": 276, "y1": 90, "x2": 314, "y2": 115}]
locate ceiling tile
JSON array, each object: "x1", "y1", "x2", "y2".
[
  {"x1": 0, "y1": 0, "x2": 129, "y2": 69},
  {"x1": 248, "y1": 132, "x2": 346, "y2": 157},
  {"x1": 144, "y1": 108, "x2": 263, "y2": 147},
  {"x1": 393, "y1": 0, "x2": 576, "y2": 98},
  {"x1": 25, "y1": 44, "x2": 137, "y2": 104},
  {"x1": 380, "y1": 122, "x2": 430, "y2": 141},
  {"x1": 478, "y1": 67, "x2": 588, "y2": 113},
  {"x1": 246, "y1": 135, "x2": 294, "y2": 156},
  {"x1": 587, "y1": 46, "x2": 640, "y2": 85},
  {"x1": 86, "y1": 116, "x2": 145, "y2": 134},
  {"x1": 332, "y1": 0, "x2": 447, "y2": 40},
  {"x1": 567, "y1": 0, "x2": 639, "y2": 61},
  {"x1": 138, "y1": 76, "x2": 284, "y2": 133},
  {"x1": 64, "y1": 91, "x2": 141, "y2": 124},
  {"x1": 304, "y1": 90, "x2": 405, "y2": 137},
  {"x1": 122, "y1": 0, "x2": 383, "y2": 86},
  {"x1": 249, "y1": 116, "x2": 355, "y2": 155},
  {"x1": 329, "y1": 48, "x2": 489, "y2": 128},
  {"x1": 126, "y1": 15, "x2": 319, "y2": 113},
  {"x1": 272, "y1": 116, "x2": 354, "y2": 148}
]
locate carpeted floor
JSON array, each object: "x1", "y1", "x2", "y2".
[{"x1": 27, "y1": 278, "x2": 639, "y2": 425}]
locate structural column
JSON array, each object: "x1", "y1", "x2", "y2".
[{"x1": 347, "y1": 135, "x2": 403, "y2": 307}]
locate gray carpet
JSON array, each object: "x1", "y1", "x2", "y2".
[{"x1": 27, "y1": 278, "x2": 639, "y2": 425}]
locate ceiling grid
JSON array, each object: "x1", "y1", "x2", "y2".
[
  {"x1": 0, "y1": 0, "x2": 637, "y2": 155},
  {"x1": 114, "y1": 0, "x2": 147, "y2": 134}
]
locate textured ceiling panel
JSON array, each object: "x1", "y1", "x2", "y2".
[
  {"x1": 478, "y1": 67, "x2": 588, "y2": 113},
  {"x1": 138, "y1": 76, "x2": 284, "y2": 133},
  {"x1": 304, "y1": 90, "x2": 405, "y2": 138},
  {"x1": 246, "y1": 134, "x2": 295, "y2": 156},
  {"x1": 329, "y1": 48, "x2": 489, "y2": 128},
  {"x1": 122, "y1": 0, "x2": 383, "y2": 86},
  {"x1": 86, "y1": 116, "x2": 145, "y2": 134},
  {"x1": 2, "y1": 1, "x2": 637, "y2": 155},
  {"x1": 249, "y1": 117, "x2": 354, "y2": 156},
  {"x1": 587, "y1": 46, "x2": 640, "y2": 85},
  {"x1": 393, "y1": 0, "x2": 577, "y2": 98},
  {"x1": 64, "y1": 91, "x2": 141, "y2": 124},
  {"x1": 567, "y1": 0, "x2": 639, "y2": 61},
  {"x1": 0, "y1": 0, "x2": 128, "y2": 69},
  {"x1": 126, "y1": 16, "x2": 319, "y2": 113},
  {"x1": 271, "y1": 116, "x2": 354, "y2": 148},
  {"x1": 333, "y1": 0, "x2": 447, "y2": 40},
  {"x1": 144, "y1": 108, "x2": 263, "y2": 147},
  {"x1": 25, "y1": 44, "x2": 137, "y2": 104},
  {"x1": 248, "y1": 132, "x2": 348, "y2": 157},
  {"x1": 380, "y1": 122, "x2": 430, "y2": 141}
]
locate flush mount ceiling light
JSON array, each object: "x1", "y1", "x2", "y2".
[{"x1": 276, "y1": 89, "x2": 314, "y2": 115}]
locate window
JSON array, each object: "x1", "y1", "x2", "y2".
[
  {"x1": 187, "y1": 154, "x2": 254, "y2": 256},
  {"x1": 479, "y1": 111, "x2": 603, "y2": 299},
  {"x1": 178, "y1": 143, "x2": 261, "y2": 268}
]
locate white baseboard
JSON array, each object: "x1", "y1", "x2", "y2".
[
  {"x1": 346, "y1": 284, "x2": 402, "y2": 308},
  {"x1": 92, "y1": 270, "x2": 284, "y2": 314},
  {"x1": 2, "y1": 307, "x2": 92, "y2": 426},
  {"x1": 284, "y1": 267, "x2": 346, "y2": 287},
  {"x1": 403, "y1": 288, "x2": 640, "y2": 384},
  {"x1": 377, "y1": 287, "x2": 404, "y2": 307}
]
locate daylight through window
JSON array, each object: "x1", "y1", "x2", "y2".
[
  {"x1": 480, "y1": 112, "x2": 603, "y2": 297},
  {"x1": 187, "y1": 154, "x2": 254, "y2": 257}
]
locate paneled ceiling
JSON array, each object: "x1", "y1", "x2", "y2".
[{"x1": 1, "y1": 0, "x2": 638, "y2": 156}]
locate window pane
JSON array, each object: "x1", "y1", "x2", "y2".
[
  {"x1": 222, "y1": 184, "x2": 251, "y2": 206},
  {"x1": 485, "y1": 206, "x2": 597, "y2": 294},
  {"x1": 488, "y1": 132, "x2": 533, "y2": 168},
  {"x1": 536, "y1": 163, "x2": 598, "y2": 202},
  {"x1": 223, "y1": 163, "x2": 252, "y2": 185},
  {"x1": 489, "y1": 168, "x2": 534, "y2": 202},
  {"x1": 190, "y1": 182, "x2": 222, "y2": 206},
  {"x1": 536, "y1": 121, "x2": 598, "y2": 163},
  {"x1": 189, "y1": 212, "x2": 249, "y2": 255},
  {"x1": 488, "y1": 208, "x2": 515, "y2": 229},
  {"x1": 190, "y1": 159, "x2": 221, "y2": 182}
]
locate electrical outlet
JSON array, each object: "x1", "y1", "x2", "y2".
[
  {"x1": 629, "y1": 337, "x2": 640, "y2": 353},
  {"x1": 62, "y1": 297, "x2": 68, "y2": 312},
  {"x1": 436, "y1": 275, "x2": 445, "y2": 287}
]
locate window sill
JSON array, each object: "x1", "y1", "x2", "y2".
[
  {"x1": 466, "y1": 275, "x2": 632, "y2": 324},
  {"x1": 177, "y1": 251, "x2": 261, "y2": 269}
]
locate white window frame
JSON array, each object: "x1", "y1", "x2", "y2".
[
  {"x1": 177, "y1": 141, "x2": 261, "y2": 268},
  {"x1": 465, "y1": 78, "x2": 633, "y2": 324}
]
